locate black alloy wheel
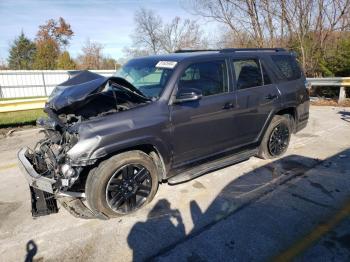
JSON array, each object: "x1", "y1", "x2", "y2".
[
  {"x1": 105, "y1": 164, "x2": 152, "y2": 214},
  {"x1": 268, "y1": 123, "x2": 290, "y2": 156}
]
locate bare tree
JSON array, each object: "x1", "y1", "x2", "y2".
[
  {"x1": 127, "y1": 8, "x2": 208, "y2": 57},
  {"x1": 217, "y1": 28, "x2": 255, "y2": 48},
  {"x1": 132, "y1": 8, "x2": 163, "y2": 54},
  {"x1": 160, "y1": 17, "x2": 208, "y2": 52},
  {"x1": 275, "y1": 0, "x2": 350, "y2": 73},
  {"x1": 186, "y1": 0, "x2": 350, "y2": 75},
  {"x1": 77, "y1": 39, "x2": 104, "y2": 69},
  {"x1": 123, "y1": 47, "x2": 152, "y2": 58},
  {"x1": 185, "y1": 0, "x2": 280, "y2": 47}
]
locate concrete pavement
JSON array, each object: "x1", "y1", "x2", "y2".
[{"x1": 0, "y1": 106, "x2": 350, "y2": 261}]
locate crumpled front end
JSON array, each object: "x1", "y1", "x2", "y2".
[
  {"x1": 18, "y1": 70, "x2": 149, "y2": 219},
  {"x1": 17, "y1": 126, "x2": 102, "y2": 218}
]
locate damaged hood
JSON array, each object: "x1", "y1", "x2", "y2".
[{"x1": 46, "y1": 70, "x2": 148, "y2": 113}]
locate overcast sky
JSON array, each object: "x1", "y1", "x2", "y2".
[{"x1": 0, "y1": 0, "x2": 216, "y2": 62}]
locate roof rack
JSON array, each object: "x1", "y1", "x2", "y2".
[
  {"x1": 174, "y1": 48, "x2": 286, "y2": 53},
  {"x1": 220, "y1": 48, "x2": 285, "y2": 53},
  {"x1": 174, "y1": 49, "x2": 220, "y2": 53}
]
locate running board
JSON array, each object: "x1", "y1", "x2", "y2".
[{"x1": 168, "y1": 148, "x2": 258, "y2": 185}]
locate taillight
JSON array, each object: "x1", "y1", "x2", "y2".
[{"x1": 305, "y1": 80, "x2": 312, "y2": 96}]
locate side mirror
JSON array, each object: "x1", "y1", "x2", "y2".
[{"x1": 174, "y1": 88, "x2": 203, "y2": 104}]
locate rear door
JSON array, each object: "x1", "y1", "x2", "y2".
[
  {"x1": 230, "y1": 57, "x2": 281, "y2": 146},
  {"x1": 170, "y1": 59, "x2": 236, "y2": 166}
]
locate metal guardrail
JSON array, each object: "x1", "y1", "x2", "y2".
[
  {"x1": 0, "y1": 98, "x2": 47, "y2": 113},
  {"x1": 307, "y1": 77, "x2": 350, "y2": 87},
  {"x1": 306, "y1": 77, "x2": 350, "y2": 103}
]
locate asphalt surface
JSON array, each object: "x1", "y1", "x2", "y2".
[{"x1": 0, "y1": 106, "x2": 350, "y2": 262}]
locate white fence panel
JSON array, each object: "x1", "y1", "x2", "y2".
[
  {"x1": 0, "y1": 70, "x2": 116, "y2": 98},
  {"x1": 1, "y1": 71, "x2": 349, "y2": 101}
]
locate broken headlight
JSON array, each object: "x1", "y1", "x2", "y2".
[{"x1": 67, "y1": 136, "x2": 101, "y2": 165}]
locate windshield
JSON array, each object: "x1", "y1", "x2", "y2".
[{"x1": 114, "y1": 58, "x2": 175, "y2": 99}]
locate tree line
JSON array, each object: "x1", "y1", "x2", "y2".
[
  {"x1": 128, "y1": 1, "x2": 350, "y2": 77},
  {"x1": 5, "y1": 17, "x2": 120, "y2": 71},
  {"x1": 2, "y1": 0, "x2": 350, "y2": 77}
]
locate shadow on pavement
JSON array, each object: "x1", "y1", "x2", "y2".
[
  {"x1": 24, "y1": 240, "x2": 38, "y2": 262},
  {"x1": 127, "y1": 150, "x2": 350, "y2": 261},
  {"x1": 338, "y1": 110, "x2": 350, "y2": 123},
  {"x1": 127, "y1": 199, "x2": 185, "y2": 262}
]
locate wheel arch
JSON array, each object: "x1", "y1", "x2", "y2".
[
  {"x1": 258, "y1": 106, "x2": 297, "y2": 143},
  {"x1": 90, "y1": 142, "x2": 169, "y2": 182},
  {"x1": 275, "y1": 107, "x2": 297, "y2": 132}
]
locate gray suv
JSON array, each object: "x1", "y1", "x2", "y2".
[{"x1": 18, "y1": 48, "x2": 309, "y2": 219}]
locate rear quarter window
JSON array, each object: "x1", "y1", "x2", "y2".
[{"x1": 271, "y1": 55, "x2": 302, "y2": 81}]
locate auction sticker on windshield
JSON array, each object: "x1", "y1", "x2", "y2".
[{"x1": 155, "y1": 61, "x2": 177, "y2": 69}]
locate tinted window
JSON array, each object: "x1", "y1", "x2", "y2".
[
  {"x1": 233, "y1": 59, "x2": 262, "y2": 89},
  {"x1": 271, "y1": 55, "x2": 301, "y2": 80},
  {"x1": 179, "y1": 61, "x2": 228, "y2": 96}
]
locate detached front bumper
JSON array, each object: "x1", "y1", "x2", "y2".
[
  {"x1": 18, "y1": 147, "x2": 59, "y2": 217},
  {"x1": 18, "y1": 147, "x2": 56, "y2": 193},
  {"x1": 17, "y1": 147, "x2": 105, "y2": 219}
]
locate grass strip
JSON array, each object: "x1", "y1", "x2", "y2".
[{"x1": 0, "y1": 109, "x2": 46, "y2": 128}]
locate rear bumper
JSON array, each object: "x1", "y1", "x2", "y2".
[{"x1": 17, "y1": 147, "x2": 56, "y2": 194}]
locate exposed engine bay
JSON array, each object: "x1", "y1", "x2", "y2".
[{"x1": 20, "y1": 71, "x2": 150, "y2": 218}]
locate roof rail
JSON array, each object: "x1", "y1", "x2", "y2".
[
  {"x1": 174, "y1": 48, "x2": 286, "y2": 54},
  {"x1": 220, "y1": 48, "x2": 286, "y2": 53},
  {"x1": 174, "y1": 49, "x2": 219, "y2": 53}
]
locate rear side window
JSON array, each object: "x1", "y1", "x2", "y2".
[
  {"x1": 179, "y1": 61, "x2": 228, "y2": 96},
  {"x1": 271, "y1": 55, "x2": 301, "y2": 81},
  {"x1": 233, "y1": 59, "x2": 263, "y2": 89}
]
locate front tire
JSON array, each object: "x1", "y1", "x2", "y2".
[
  {"x1": 85, "y1": 150, "x2": 159, "y2": 218},
  {"x1": 258, "y1": 115, "x2": 291, "y2": 159}
]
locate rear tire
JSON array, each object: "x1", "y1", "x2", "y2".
[
  {"x1": 85, "y1": 150, "x2": 159, "y2": 218},
  {"x1": 258, "y1": 115, "x2": 292, "y2": 159}
]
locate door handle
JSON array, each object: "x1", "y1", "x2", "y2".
[
  {"x1": 223, "y1": 102, "x2": 234, "y2": 109},
  {"x1": 265, "y1": 94, "x2": 278, "y2": 100}
]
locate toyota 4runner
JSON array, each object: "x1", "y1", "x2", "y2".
[{"x1": 18, "y1": 48, "x2": 309, "y2": 219}]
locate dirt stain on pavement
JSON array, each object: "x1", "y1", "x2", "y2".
[
  {"x1": 0, "y1": 201, "x2": 21, "y2": 228},
  {"x1": 295, "y1": 133, "x2": 318, "y2": 138},
  {"x1": 192, "y1": 181, "x2": 206, "y2": 190}
]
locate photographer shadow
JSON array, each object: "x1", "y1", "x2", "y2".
[{"x1": 127, "y1": 199, "x2": 185, "y2": 262}]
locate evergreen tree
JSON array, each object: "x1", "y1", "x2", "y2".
[
  {"x1": 57, "y1": 51, "x2": 76, "y2": 69},
  {"x1": 33, "y1": 38, "x2": 59, "y2": 70},
  {"x1": 8, "y1": 32, "x2": 36, "y2": 69},
  {"x1": 320, "y1": 38, "x2": 350, "y2": 77},
  {"x1": 101, "y1": 57, "x2": 119, "y2": 70}
]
